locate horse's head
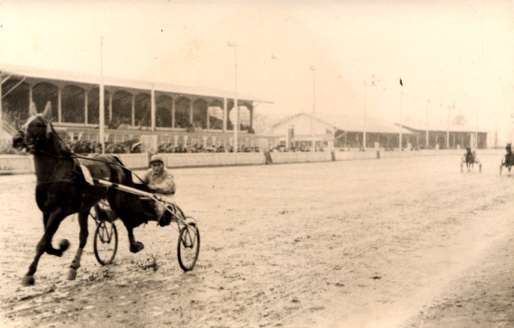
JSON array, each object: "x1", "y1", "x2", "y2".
[{"x1": 13, "y1": 101, "x2": 53, "y2": 153}]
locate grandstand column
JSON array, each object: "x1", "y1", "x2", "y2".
[
  {"x1": 189, "y1": 98, "x2": 194, "y2": 125},
  {"x1": 223, "y1": 98, "x2": 227, "y2": 132},
  {"x1": 0, "y1": 78, "x2": 2, "y2": 121},
  {"x1": 108, "y1": 91, "x2": 113, "y2": 123},
  {"x1": 84, "y1": 90, "x2": 88, "y2": 124},
  {"x1": 131, "y1": 93, "x2": 135, "y2": 126},
  {"x1": 99, "y1": 84, "x2": 105, "y2": 153},
  {"x1": 171, "y1": 97, "x2": 176, "y2": 128},
  {"x1": 28, "y1": 83, "x2": 33, "y2": 109},
  {"x1": 151, "y1": 87, "x2": 156, "y2": 131},
  {"x1": 249, "y1": 105, "x2": 254, "y2": 130},
  {"x1": 206, "y1": 106, "x2": 210, "y2": 130},
  {"x1": 57, "y1": 86, "x2": 62, "y2": 122}
]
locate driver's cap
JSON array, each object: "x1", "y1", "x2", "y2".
[{"x1": 149, "y1": 154, "x2": 165, "y2": 165}]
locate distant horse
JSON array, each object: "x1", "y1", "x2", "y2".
[
  {"x1": 500, "y1": 143, "x2": 514, "y2": 175},
  {"x1": 12, "y1": 102, "x2": 170, "y2": 286},
  {"x1": 460, "y1": 148, "x2": 481, "y2": 173}
]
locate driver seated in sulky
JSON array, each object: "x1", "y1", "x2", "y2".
[
  {"x1": 142, "y1": 154, "x2": 176, "y2": 226},
  {"x1": 464, "y1": 146, "x2": 474, "y2": 162},
  {"x1": 506, "y1": 143, "x2": 513, "y2": 162}
]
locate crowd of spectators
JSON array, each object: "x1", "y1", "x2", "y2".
[
  {"x1": 0, "y1": 135, "x2": 260, "y2": 154},
  {"x1": 158, "y1": 143, "x2": 259, "y2": 153},
  {"x1": 67, "y1": 139, "x2": 144, "y2": 154},
  {"x1": 270, "y1": 144, "x2": 325, "y2": 152}
]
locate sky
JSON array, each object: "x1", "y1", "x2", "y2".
[{"x1": 0, "y1": 0, "x2": 513, "y2": 140}]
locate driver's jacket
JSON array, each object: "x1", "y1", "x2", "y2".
[
  {"x1": 141, "y1": 169, "x2": 175, "y2": 219},
  {"x1": 506, "y1": 151, "x2": 513, "y2": 163},
  {"x1": 465, "y1": 151, "x2": 474, "y2": 162}
]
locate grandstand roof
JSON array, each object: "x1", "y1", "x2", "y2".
[
  {"x1": 0, "y1": 64, "x2": 272, "y2": 104},
  {"x1": 273, "y1": 112, "x2": 413, "y2": 134}
]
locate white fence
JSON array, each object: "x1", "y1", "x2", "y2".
[
  {"x1": 160, "y1": 152, "x2": 265, "y2": 168},
  {"x1": 0, "y1": 149, "x2": 504, "y2": 175},
  {"x1": 0, "y1": 155, "x2": 34, "y2": 174},
  {"x1": 270, "y1": 151, "x2": 333, "y2": 164},
  {"x1": 117, "y1": 153, "x2": 149, "y2": 169},
  {"x1": 0, "y1": 153, "x2": 149, "y2": 175}
]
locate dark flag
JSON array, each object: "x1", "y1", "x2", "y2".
[{"x1": 399, "y1": 78, "x2": 403, "y2": 87}]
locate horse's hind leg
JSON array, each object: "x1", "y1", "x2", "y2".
[
  {"x1": 68, "y1": 209, "x2": 90, "y2": 281},
  {"x1": 23, "y1": 209, "x2": 69, "y2": 286},
  {"x1": 126, "y1": 225, "x2": 144, "y2": 253}
]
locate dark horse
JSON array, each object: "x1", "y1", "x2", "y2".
[
  {"x1": 460, "y1": 147, "x2": 481, "y2": 173},
  {"x1": 500, "y1": 143, "x2": 514, "y2": 175},
  {"x1": 13, "y1": 102, "x2": 169, "y2": 286}
]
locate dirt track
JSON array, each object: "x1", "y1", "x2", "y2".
[{"x1": 1, "y1": 153, "x2": 514, "y2": 328}]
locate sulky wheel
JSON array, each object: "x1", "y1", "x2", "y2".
[
  {"x1": 177, "y1": 222, "x2": 200, "y2": 272},
  {"x1": 94, "y1": 220, "x2": 118, "y2": 265}
]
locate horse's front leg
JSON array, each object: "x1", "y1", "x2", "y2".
[
  {"x1": 68, "y1": 209, "x2": 90, "y2": 280},
  {"x1": 23, "y1": 209, "x2": 69, "y2": 286}
]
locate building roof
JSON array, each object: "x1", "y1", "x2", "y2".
[
  {"x1": 273, "y1": 112, "x2": 413, "y2": 134},
  {"x1": 0, "y1": 63, "x2": 272, "y2": 104},
  {"x1": 272, "y1": 112, "x2": 337, "y2": 130},
  {"x1": 399, "y1": 121, "x2": 487, "y2": 133}
]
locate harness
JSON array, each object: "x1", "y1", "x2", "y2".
[{"x1": 32, "y1": 151, "x2": 81, "y2": 186}]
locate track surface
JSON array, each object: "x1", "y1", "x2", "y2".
[{"x1": 1, "y1": 153, "x2": 513, "y2": 328}]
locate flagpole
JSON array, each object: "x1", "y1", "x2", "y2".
[
  {"x1": 363, "y1": 80, "x2": 367, "y2": 150},
  {"x1": 310, "y1": 65, "x2": 316, "y2": 152},
  {"x1": 99, "y1": 36, "x2": 105, "y2": 154},
  {"x1": 227, "y1": 42, "x2": 238, "y2": 153},
  {"x1": 425, "y1": 99, "x2": 430, "y2": 149},
  {"x1": 399, "y1": 78, "x2": 403, "y2": 151}
]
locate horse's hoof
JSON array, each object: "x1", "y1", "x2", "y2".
[
  {"x1": 130, "y1": 241, "x2": 144, "y2": 253},
  {"x1": 22, "y1": 275, "x2": 35, "y2": 286},
  {"x1": 59, "y1": 239, "x2": 70, "y2": 252},
  {"x1": 67, "y1": 268, "x2": 77, "y2": 281}
]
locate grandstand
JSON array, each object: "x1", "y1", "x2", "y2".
[{"x1": 0, "y1": 65, "x2": 275, "y2": 153}]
